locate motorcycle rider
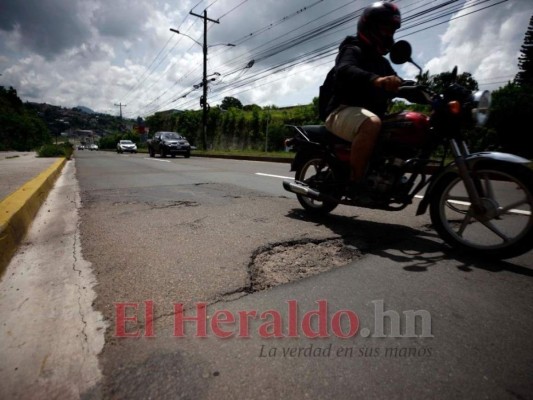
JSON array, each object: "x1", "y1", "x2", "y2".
[{"x1": 325, "y1": 1, "x2": 402, "y2": 189}]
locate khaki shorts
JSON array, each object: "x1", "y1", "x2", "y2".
[{"x1": 325, "y1": 105, "x2": 377, "y2": 142}]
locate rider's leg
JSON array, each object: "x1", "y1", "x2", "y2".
[
  {"x1": 350, "y1": 115, "x2": 381, "y2": 182},
  {"x1": 325, "y1": 106, "x2": 380, "y2": 183}
]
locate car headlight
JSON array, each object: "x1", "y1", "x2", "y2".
[{"x1": 472, "y1": 90, "x2": 491, "y2": 126}]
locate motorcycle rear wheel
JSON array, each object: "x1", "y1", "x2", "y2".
[
  {"x1": 430, "y1": 162, "x2": 533, "y2": 259},
  {"x1": 295, "y1": 157, "x2": 341, "y2": 215}
]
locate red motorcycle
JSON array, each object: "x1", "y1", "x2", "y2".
[{"x1": 283, "y1": 40, "x2": 533, "y2": 259}]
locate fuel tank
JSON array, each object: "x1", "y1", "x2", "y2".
[{"x1": 382, "y1": 111, "x2": 430, "y2": 147}]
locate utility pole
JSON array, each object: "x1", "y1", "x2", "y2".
[
  {"x1": 114, "y1": 103, "x2": 127, "y2": 120},
  {"x1": 189, "y1": 10, "x2": 219, "y2": 151}
]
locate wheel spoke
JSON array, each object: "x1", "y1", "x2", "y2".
[
  {"x1": 457, "y1": 208, "x2": 474, "y2": 237},
  {"x1": 480, "y1": 220, "x2": 511, "y2": 243},
  {"x1": 433, "y1": 166, "x2": 533, "y2": 255},
  {"x1": 498, "y1": 198, "x2": 532, "y2": 216}
]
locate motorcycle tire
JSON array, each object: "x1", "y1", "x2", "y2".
[
  {"x1": 429, "y1": 162, "x2": 533, "y2": 259},
  {"x1": 295, "y1": 156, "x2": 341, "y2": 215}
]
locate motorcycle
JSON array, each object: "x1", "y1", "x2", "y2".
[{"x1": 283, "y1": 40, "x2": 533, "y2": 260}]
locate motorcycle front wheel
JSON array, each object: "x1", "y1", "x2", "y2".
[
  {"x1": 295, "y1": 157, "x2": 341, "y2": 215},
  {"x1": 430, "y1": 162, "x2": 533, "y2": 259}
]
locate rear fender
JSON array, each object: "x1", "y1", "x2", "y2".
[
  {"x1": 290, "y1": 148, "x2": 323, "y2": 172},
  {"x1": 416, "y1": 152, "x2": 531, "y2": 215}
]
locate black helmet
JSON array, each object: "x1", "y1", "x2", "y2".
[{"x1": 357, "y1": 2, "x2": 401, "y2": 54}]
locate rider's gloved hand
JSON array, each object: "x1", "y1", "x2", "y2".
[{"x1": 374, "y1": 75, "x2": 402, "y2": 92}]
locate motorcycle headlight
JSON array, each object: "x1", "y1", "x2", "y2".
[{"x1": 472, "y1": 90, "x2": 491, "y2": 126}]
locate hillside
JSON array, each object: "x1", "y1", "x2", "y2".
[{"x1": 25, "y1": 102, "x2": 134, "y2": 138}]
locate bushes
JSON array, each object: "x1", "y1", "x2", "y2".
[{"x1": 37, "y1": 142, "x2": 73, "y2": 159}]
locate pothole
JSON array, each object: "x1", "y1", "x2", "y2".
[{"x1": 248, "y1": 238, "x2": 363, "y2": 292}]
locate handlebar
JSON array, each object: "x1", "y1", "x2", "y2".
[
  {"x1": 399, "y1": 79, "x2": 417, "y2": 87},
  {"x1": 397, "y1": 84, "x2": 434, "y2": 105}
]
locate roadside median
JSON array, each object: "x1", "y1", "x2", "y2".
[{"x1": 0, "y1": 158, "x2": 67, "y2": 275}]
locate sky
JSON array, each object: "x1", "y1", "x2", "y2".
[{"x1": 0, "y1": 0, "x2": 531, "y2": 119}]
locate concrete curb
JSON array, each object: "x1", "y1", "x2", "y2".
[{"x1": 0, "y1": 158, "x2": 67, "y2": 276}]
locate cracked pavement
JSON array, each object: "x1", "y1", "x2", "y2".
[
  {"x1": 0, "y1": 161, "x2": 106, "y2": 400},
  {"x1": 4, "y1": 151, "x2": 531, "y2": 399}
]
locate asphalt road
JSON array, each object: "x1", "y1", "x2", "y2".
[{"x1": 24, "y1": 150, "x2": 533, "y2": 399}]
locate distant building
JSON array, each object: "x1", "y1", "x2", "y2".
[{"x1": 72, "y1": 129, "x2": 95, "y2": 138}]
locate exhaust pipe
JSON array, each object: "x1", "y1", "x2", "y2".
[{"x1": 283, "y1": 180, "x2": 323, "y2": 201}]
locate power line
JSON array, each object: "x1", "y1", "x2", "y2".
[
  {"x1": 137, "y1": 0, "x2": 509, "y2": 116},
  {"x1": 132, "y1": 0, "x2": 329, "y2": 116}
]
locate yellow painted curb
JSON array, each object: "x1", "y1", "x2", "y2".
[{"x1": 0, "y1": 158, "x2": 67, "y2": 276}]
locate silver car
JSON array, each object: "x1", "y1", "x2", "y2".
[{"x1": 117, "y1": 140, "x2": 137, "y2": 154}]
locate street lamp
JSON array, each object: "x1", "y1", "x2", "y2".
[
  {"x1": 169, "y1": 29, "x2": 201, "y2": 47},
  {"x1": 170, "y1": 27, "x2": 235, "y2": 150}
]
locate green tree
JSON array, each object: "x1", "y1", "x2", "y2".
[
  {"x1": 487, "y1": 82, "x2": 533, "y2": 158},
  {"x1": 418, "y1": 70, "x2": 478, "y2": 93},
  {"x1": 243, "y1": 104, "x2": 261, "y2": 112},
  {"x1": 0, "y1": 86, "x2": 51, "y2": 151},
  {"x1": 483, "y1": 17, "x2": 533, "y2": 159},
  {"x1": 221, "y1": 96, "x2": 243, "y2": 110},
  {"x1": 515, "y1": 15, "x2": 533, "y2": 88}
]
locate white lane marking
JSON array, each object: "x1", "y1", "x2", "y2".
[
  {"x1": 508, "y1": 209, "x2": 531, "y2": 216},
  {"x1": 442, "y1": 198, "x2": 531, "y2": 216},
  {"x1": 255, "y1": 172, "x2": 294, "y2": 180},
  {"x1": 255, "y1": 174, "x2": 530, "y2": 215},
  {"x1": 144, "y1": 157, "x2": 171, "y2": 163}
]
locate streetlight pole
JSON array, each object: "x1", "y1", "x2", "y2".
[
  {"x1": 201, "y1": 10, "x2": 209, "y2": 150},
  {"x1": 171, "y1": 11, "x2": 234, "y2": 151},
  {"x1": 190, "y1": 10, "x2": 219, "y2": 151}
]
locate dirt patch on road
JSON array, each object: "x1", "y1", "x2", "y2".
[{"x1": 249, "y1": 238, "x2": 363, "y2": 291}]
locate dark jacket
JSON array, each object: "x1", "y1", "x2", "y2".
[{"x1": 327, "y1": 35, "x2": 398, "y2": 117}]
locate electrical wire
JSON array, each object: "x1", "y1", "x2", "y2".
[{"x1": 135, "y1": 0, "x2": 509, "y2": 116}]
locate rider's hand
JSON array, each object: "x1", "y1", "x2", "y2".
[{"x1": 374, "y1": 75, "x2": 402, "y2": 92}]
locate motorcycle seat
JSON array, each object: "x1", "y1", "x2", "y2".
[{"x1": 298, "y1": 125, "x2": 351, "y2": 146}]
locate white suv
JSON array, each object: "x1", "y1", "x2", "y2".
[{"x1": 117, "y1": 140, "x2": 137, "y2": 154}]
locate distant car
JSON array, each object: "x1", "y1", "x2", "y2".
[
  {"x1": 89, "y1": 144, "x2": 99, "y2": 151},
  {"x1": 77, "y1": 144, "x2": 85, "y2": 150},
  {"x1": 147, "y1": 131, "x2": 191, "y2": 158},
  {"x1": 117, "y1": 140, "x2": 137, "y2": 154}
]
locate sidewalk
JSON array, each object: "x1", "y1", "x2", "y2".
[{"x1": 0, "y1": 152, "x2": 67, "y2": 275}]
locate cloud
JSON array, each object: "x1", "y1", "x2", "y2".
[
  {"x1": 424, "y1": 1, "x2": 533, "y2": 89},
  {"x1": 0, "y1": 0, "x2": 92, "y2": 60},
  {"x1": 0, "y1": 0, "x2": 531, "y2": 116},
  {"x1": 91, "y1": 0, "x2": 151, "y2": 38}
]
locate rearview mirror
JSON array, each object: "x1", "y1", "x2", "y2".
[
  {"x1": 390, "y1": 40, "x2": 423, "y2": 78},
  {"x1": 390, "y1": 40, "x2": 412, "y2": 65}
]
